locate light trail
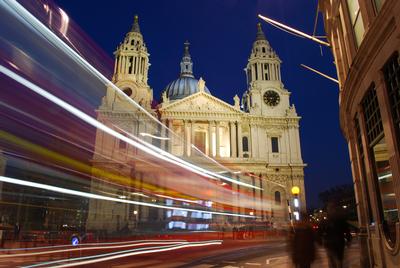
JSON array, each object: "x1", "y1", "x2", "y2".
[
  {"x1": 0, "y1": 239, "x2": 185, "y2": 252},
  {"x1": 258, "y1": 14, "x2": 330, "y2": 46},
  {"x1": 300, "y1": 64, "x2": 339, "y2": 84},
  {"x1": 0, "y1": 176, "x2": 256, "y2": 218},
  {"x1": 0, "y1": 64, "x2": 260, "y2": 190},
  {"x1": 139, "y1": 132, "x2": 170, "y2": 140},
  {"x1": 23, "y1": 240, "x2": 222, "y2": 268},
  {"x1": 120, "y1": 127, "x2": 262, "y2": 190},
  {"x1": 1, "y1": 0, "x2": 248, "y2": 190},
  {"x1": 0, "y1": 240, "x2": 187, "y2": 258}
]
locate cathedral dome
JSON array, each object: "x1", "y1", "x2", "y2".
[
  {"x1": 163, "y1": 41, "x2": 210, "y2": 101},
  {"x1": 165, "y1": 76, "x2": 210, "y2": 100}
]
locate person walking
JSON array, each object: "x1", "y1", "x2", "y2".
[
  {"x1": 324, "y1": 202, "x2": 351, "y2": 268},
  {"x1": 289, "y1": 216, "x2": 316, "y2": 268}
]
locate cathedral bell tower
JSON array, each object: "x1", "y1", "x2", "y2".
[
  {"x1": 104, "y1": 15, "x2": 153, "y2": 110},
  {"x1": 242, "y1": 23, "x2": 290, "y2": 116}
]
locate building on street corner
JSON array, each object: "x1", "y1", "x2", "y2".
[{"x1": 319, "y1": 0, "x2": 400, "y2": 267}]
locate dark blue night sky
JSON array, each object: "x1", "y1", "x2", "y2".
[{"x1": 55, "y1": 0, "x2": 352, "y2": 208}]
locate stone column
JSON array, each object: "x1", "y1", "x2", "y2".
[
  {"x1": 190, "y1": 120, "x2": 194, "y2": 157},
  {"x1": 208, "y1": 121, "x2": 213, "y2": 156},
  {"x1": 118, "y1": 55, "x2": 124, "y2": 74},
  {"x1": 136, "y1": 56, "x2": 140, "y2": 76},
  {"x1": 184, "y1": 120, "x2": 188, "y2": 157},
  {"x1": 230, "y1": 121, "x2": 237, "y2": 157},
  {"x1": 237, "y1": 121, "x2": 243, "y2": 158},
  {"x1": 216, "y1": 121, "x2": 220, "y2": 157},
  {"x1": 124, "y1": 56, "x2": 128, "y2": 74},
  {"x1": 250, "y1": 123, "x2": 257, "y2": 158},
  {"x1": 160, "y1": 119, "x2": 167, "y2": 151},
  {"x1": 166, "y1": 119, "x2": 172, "y2": 153}
]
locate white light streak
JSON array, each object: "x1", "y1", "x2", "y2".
[
  {"x1": 258, "y1": 14, "x2": 330, "y2": 47},
  {"x1": 130, "y1": 192, "x2": 149, "y2": 198},
  {"x1": 24, "y1": 240, "x2": 222, "y2": 268},
  {"x1": 300, "y1": 64, "x2": 339, "y2": 84},
  {"x1": 1, "y1": 0, "x2": 201, "y2": 160},
  {"x1": 0, "y1": 240, "x2": 186, "y2": 258},
  {"x1": 58, "y1": 8, "x2": 69, "y2": 36},
  {"x1": 139, "y1": 132, "x2": 169, "y2": 140},
  {"x1": 0, "y1": 64, "x2": 259, "y2": 190},
  {"x1": 0, "y1": 176, "x2": 256, "y2": 218},
  {"x1": 378, "y1": 173, "x2": 392, "y2": 180}
]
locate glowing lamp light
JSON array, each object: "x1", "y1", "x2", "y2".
[
  {"x1": 293, "y1": 211, "x2": 300, "y2": 221},
  {"x1": 291, "y1": 186, "x2": 300, "y2": 195},
  {"x1": 293, "y1": 198, "x2": 299, "y2": 208}
]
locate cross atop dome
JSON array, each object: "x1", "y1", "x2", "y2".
[
  {"x1": 183, "y1": 40, "x2": 190, "y2": 57},
  {"x1": 180, "y1": 40, "x2": 194, "y2": 77}
]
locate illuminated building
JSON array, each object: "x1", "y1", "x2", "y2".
[
  {"x1": 87, "y1": 17, "x2": 306, "y2": 232},
  {"x1": 319, "y1": 0, "x2": 400, "y2": 267}
]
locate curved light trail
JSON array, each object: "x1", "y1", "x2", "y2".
[
  {"x1": 0, "y1": 0, "x2": 261, "y2": 190},
  {"x1": 0, "y1": 175, "x2": 256, "y2": 218},
  {"x1": 23, "y1": 240, "x2": 223, "y2": 268},
  {"x1": 0, "y1": 64, "x2": 260, "y2": 190},
  {"x1": 0, "y1": 240, "x2": 188, "y2": 258}
]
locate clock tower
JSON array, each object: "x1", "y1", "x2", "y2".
[{"x1": 242, "y1": 23, "x2": 291, "y2": 116}]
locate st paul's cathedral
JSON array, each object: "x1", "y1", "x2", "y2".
[{"x1": 87, "y1": 16, "x2": 306, "y2": 232}]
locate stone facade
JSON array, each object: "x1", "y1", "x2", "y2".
[
  {"x1": 87, "y1": 17, "x2": 306, "y2": 232},
  {"x1": 319, "y1": 0, "x2": 400, "y2": 267}
]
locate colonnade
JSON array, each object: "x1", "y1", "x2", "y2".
[
  {"x1": 161, "y1": 119, "x2": 246, "y2": 158},
  {"x1": 114, "y1": 54, "x2": 148, "y2": 82}
]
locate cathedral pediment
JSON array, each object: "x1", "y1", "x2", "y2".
[{"x1": 159, "y1": 92, "x2": 242, "y2": 115}]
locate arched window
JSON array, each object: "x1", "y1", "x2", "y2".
[
  {"x1": 274, "y1": 191, "x2": 281, "y2": 205},
  {"x1": 242, "y1": 136, "x2": 249, "y2": 152},
  {"x1": 262, "y1": 47, "x2": 266, "y2": 53}
]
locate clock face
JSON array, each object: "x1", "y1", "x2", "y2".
[{"x1": 263, "y1": 90, "x2": 280, "y2": 106}]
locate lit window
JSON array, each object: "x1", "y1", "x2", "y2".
[
  {"x1": 271, "y1": 137, "x2": 279, "y2": 153},
  {"x1": 354, "y1": 116, "x2": 374, "y2": 224},
  {"x1": 383, "y1": 53, "x2": 400, "y2": 140},
  {"x1": 346, "y1": 0, "x2": 365, "y2": 46},
  {"x1": 362, "y1": 86, "x2": 398, "y2": 246}
]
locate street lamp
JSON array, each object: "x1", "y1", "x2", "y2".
[
  {"x1": 291, "y1": 186, "x2": 300, "y2": 221},
  {"x1": 291, "y1": 186, "x2": 300, "y2": 195}
]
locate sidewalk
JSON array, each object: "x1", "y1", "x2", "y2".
[{"x1": 265, "y1": 240, "x2": 360, "y2": 268}]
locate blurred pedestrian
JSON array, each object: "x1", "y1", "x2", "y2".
[
  {"x1": 324, "y1": 202, "x2": 351, "y2": 268},
  {"x1": 289, "y1": 215, "x2": 316, "y2": 268}
]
